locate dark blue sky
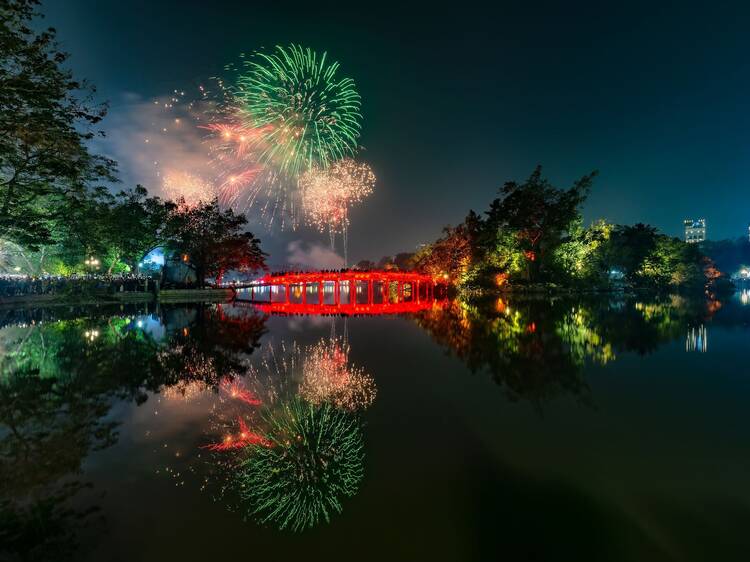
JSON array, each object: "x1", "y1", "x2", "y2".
[{"x1": 41, "y1": 0, "x2": 750, "y2": 262}]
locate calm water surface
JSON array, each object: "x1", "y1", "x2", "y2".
[{"x1": 2, "y1": 293, "x2": 750, "y2": 561}]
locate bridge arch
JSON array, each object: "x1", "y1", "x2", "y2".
[{"x1": 233, "y1": 270, "x2": 442, "y2": 315}]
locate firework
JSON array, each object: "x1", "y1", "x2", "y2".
[
  {"x1": 203, "y1": 416, "x2": 272, "y2": 451},
  {"x1": 238, "y1": 398, "x2": 365, "y2": 532},
  {"x1": 234, "y1": 44, "x2": 362, "y2": 179},
  {"x1": 161, "y1": 379, "x2": 210, "y2": 402},
  {"x1": 221, "y1": 379, "x2": 262, "y2": 406},
  {"x1": 204, "y1": 116, "x2": 297, "y2": 229},
  {"x1": 300, "y1": 159, "x2": 374, "y2": 261},
  {"x1": 162, "y1": 170, "x2": 216, "y2": 206},
  {"x1": 300, "y1": 338, "x2": 376, "y2": 411}
]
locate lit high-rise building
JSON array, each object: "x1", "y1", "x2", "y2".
[{"x1": 684, "y1": 218, "x2": 706, "y2": 244}]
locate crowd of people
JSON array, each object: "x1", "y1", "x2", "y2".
[{"x1": 0, "y1": 273, "x2": 157, "y2": 298}]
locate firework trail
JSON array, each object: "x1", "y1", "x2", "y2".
[{"x1": 299, "y1": 159, "x2": 375, "y2": 264}]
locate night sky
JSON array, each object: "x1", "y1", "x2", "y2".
[{"x1": 41, "y1": 0, "x2": 750, "y2": 264}]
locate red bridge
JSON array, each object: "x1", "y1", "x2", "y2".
[{"x1": 233, "y1": 270, "x2": 444, "y2": 315}]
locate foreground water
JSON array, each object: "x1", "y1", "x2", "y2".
[{"x1": 2, "y1": 293, "x2": 750, "y2": 561}]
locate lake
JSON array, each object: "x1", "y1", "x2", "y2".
[{"x1": 2, "y1": 292, "x2": 750, "y2": 561}]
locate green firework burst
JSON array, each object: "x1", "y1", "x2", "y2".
[
  {"x1": 238, "y1": 397, "x2": 365, "y2": 532},
  {"x1": 235, "y1": 44, "x2": 362, "y2": 178}
]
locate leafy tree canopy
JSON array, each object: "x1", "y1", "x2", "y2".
[{"x1": 0, "y1": 0, "x2": 117, "y2": 249}]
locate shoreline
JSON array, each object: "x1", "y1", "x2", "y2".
[{"x1": 0, "y1": 288, "x2": 236, "y2": 309}]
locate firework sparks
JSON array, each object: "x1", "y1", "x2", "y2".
[
  {"x1": 203, "y1": 416, "x2": 272, "y2": 451},
  {"x1": 238, "y1": 398, "x2": 365, "y2": 531},
  {"x1": 300, "y1": 337, "x2": 376, "y2": 412},
  {"x1": 161, "y1": 380, "x2": 210, "y2": 402},
  {"x1": 221, "y1": 379, "x2": 262, "y2": 406},
  {"x1": 204, "y1": 114, "x2": 297, "y2": 228},
  {"x1": 300, "y1": 159, "x2": 374, "y2": 233},
  {"x1": 300, "y1": 159, "x2": 374, "y2": 262},
  {"x1": 162, "y1": 170, "x2": 216, "y2": 206},
  {"x1": 234, "y1": 44, "x2": 362, "y2": 178}
]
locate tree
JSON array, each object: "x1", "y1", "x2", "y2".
[
  {"x1": 484, "y1": 166, "x2": 596, "y2": 282},
  {"x1": 701, "y1": 237, "x2": 750, "y2": 277},
  {"x1": 354, "y1": 259, "x2": 375, "y2": 270},
  {"x1": 0, "y1": 0, "x2": 117, "y2": 249},
  {"x1": 166, "y1": 199, "x2": 267, "y2": 287},
  {"x1": 412, "y1": 220, "x2": 474, "y2": 283},
  {"x1": 376, "y1": 255, "x2": 396, "y2": 270},
  {"x1": 639, "y1": 235, "x2": 703, "y2": 289},
  {"x1": 393, "y1": 252, "x2": 415, "y2": 271},
  {"x1": 552, "y1": 219, "x2": 613, "y2": 285},
  {"x1": 602, "y1": 223, "x2": 659, "y2": 283},
  {"x1": 101, "y1": 186, "x2": 175, "y2": 272}
]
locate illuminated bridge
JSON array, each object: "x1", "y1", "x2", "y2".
[{"x1": 233, "y1": 270, "x2": 444, "y2": 315}]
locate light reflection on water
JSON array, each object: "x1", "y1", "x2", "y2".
[
  {"x1": 686, "y1": 324, "x2": 708, "y2": 353},
  {"x1": 1, "y1": 294, "x2": 750, "y2": 560}
]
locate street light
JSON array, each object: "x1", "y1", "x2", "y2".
[{"x1": 84, "y1": 257, "x2": 100, "y2": 272}]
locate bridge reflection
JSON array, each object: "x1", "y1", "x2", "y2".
[{"x1": 234, "y1": 270, "x2": 445, "y2": 315}]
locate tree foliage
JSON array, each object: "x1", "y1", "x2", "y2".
[
  {"x1": 0, "y1": 0, "x2": 117, "y2": 248},
  {"x1": 165, "y1": 199, "x2": 267, "y2": 286},
  {"x1": 484, "y1": 166, "x2": 597, "y2": 282},
  {"x1": 411, "y1": 166, "x2": 727, "y2": 294}
]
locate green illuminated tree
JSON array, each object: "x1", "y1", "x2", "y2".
[
  {"x1": 484, "y1": 166, "x2": 596, "y2": 282},
  {"x1": 602, "y1": 223, "x2": 659, "y2": 283},
  {"x1": 552, "y1": 218, "x2": 613, "y2": 285}
]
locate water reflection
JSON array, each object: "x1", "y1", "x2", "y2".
[
  {"x1": 0, "y1": 303, "x2": 267, "y2": 561},
  {"x1": 237, "y1": 398, "x2": 365, "y2": 532},
  {"x1": 196, "y1": 327, "x2": 375, "y2": 531},
  {"x1": 685, "y1": 325, "x2": 708, "y2": 353},
  {"x1": 414, "y1": 294, "x2": 725, "y2": 408},
  {"x1": 1, "y1": 294, "x2": 748, "y2": 558}
]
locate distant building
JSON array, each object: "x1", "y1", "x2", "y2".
[{"x1": 684, "y1": 218, "x2": 706, "y2": 244}]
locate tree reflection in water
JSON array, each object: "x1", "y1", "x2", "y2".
[
  {"x1": 0, "y1": 304, "x2": 267, "y2": 561},
  {"x1": 414, "y1": 294, "x2": 721, "y2": 409},
  {"x1": 0, "y1": 294, "x2": 734, "y2": 553}
]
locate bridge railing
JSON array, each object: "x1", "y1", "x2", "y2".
[{"x1": 233, "y1": 271, "x2": 438, "y2": 307}]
